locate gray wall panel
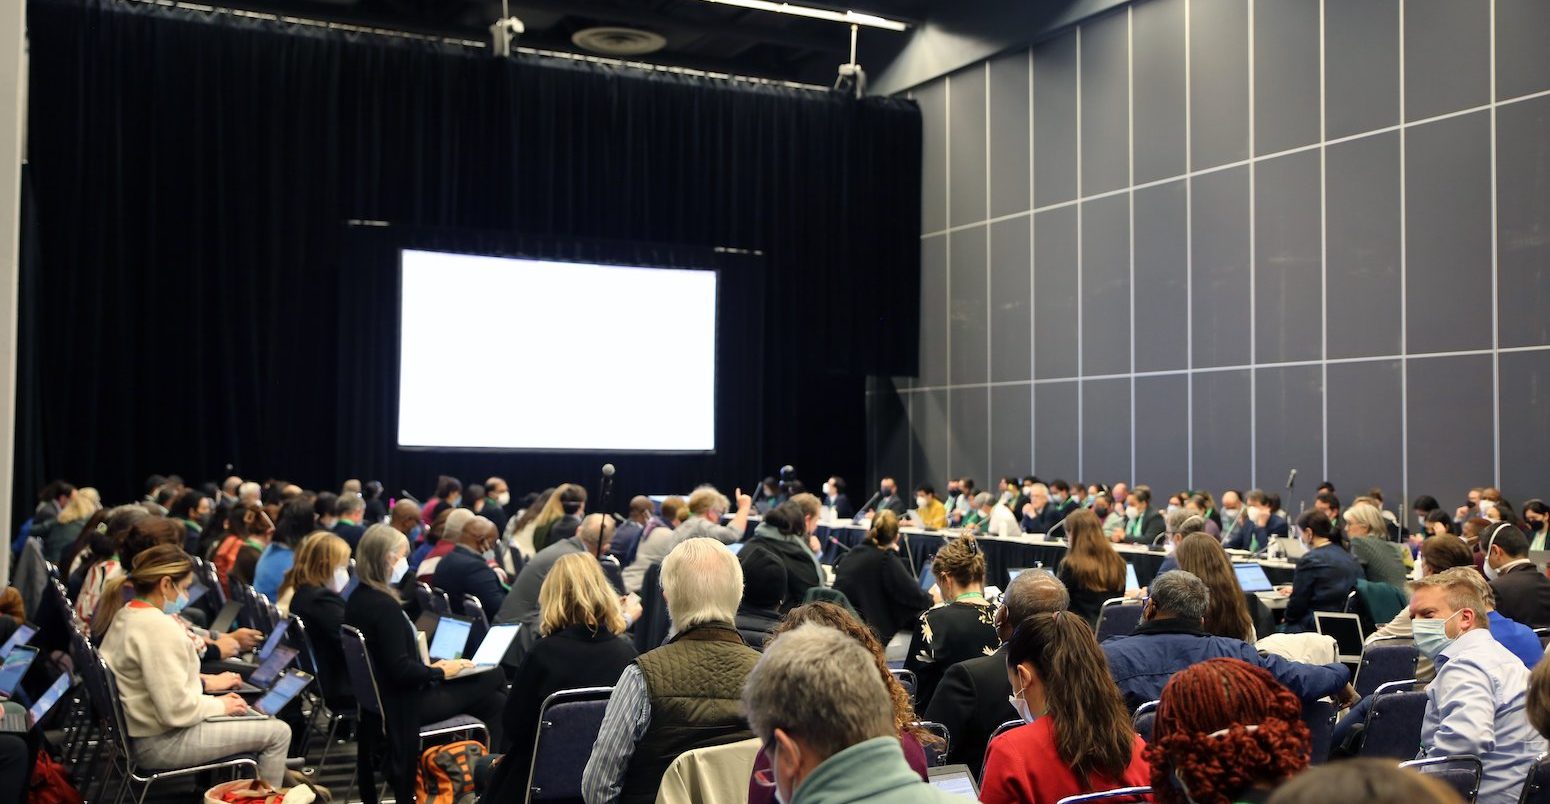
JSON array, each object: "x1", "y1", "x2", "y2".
[
  {"x1": 988, "y1": 50, "x2": 1032, "y2": 219},
  {"x1": 1082, "y1": 194, "x2": 1132, "y2": 377},
  {"x1": 1189, "y1": 0, "x2": 1249, "y2": 169},
  {"x1": 1134, "y1": 374, "x2": 1188, "y2": 494},
  {"x1": 1254, "y1": 149, "x2": 1322, "y2": 364},
  {"x1": 909, "y1": 389, "x2": 949, "y2": 495},
  {"x1": 1404, "y1": 0, "x2": 1490, "y2": 122},
  {"x1": 950, "y1": 386, "x2": 990, "y2": 484},
  {"x1": 1035, "y1": 382, "x2": 1080, "y2": 477},
  {"x1": 1327, "y1": 132, "x2": 1403, "y2": 359},
  {"x1": 1325, "y1": 0, "x2": 1400, "y2": 141},
  {"x1": 1500, "y1": 350, "x2": 1550, "y2": 502},
  {"x1": 1083, "y1": 378, "x2": 1132, "y2": 486},
  {"x1": 1325, "y1": 360, "x2": 1403, "y2": 505},
  {"x1": 1496, "y1": 95, "x2": 1550, "y2": 348},
  {"x1": 920, "y1": 235, "x2": 948, "y2": 388},
  {"x1": 1254, "y1": 364, "x2": 1324, "y2": 511},
  {"x1": 1035, "y1": 207, "x2": 1080, "y2": 378},
  {"x1": 1406, "y1": 111, "x2": 1492, "y2": 354},
  {"x1": 1080, "y1": 10, "x2": 1131, "y2": 196},
  {"x1": 990, "y1": 217, "x2": 1033, "y2": 382},
  {"x1": 990, "y1": 384, "x2": 1033, "y2": 483},
  {"x1": 1191, "y1": 370, "x2": 1252, "y2": 495},
  {"x1": 1253, "y1": 0, "x2": 1320, "y2": 155},
  {"x1": 1407, "y1": 355, "x2": 1494, "y2": 510},
  {"x1": 918, "y1": 79, "x2": 948, "y2": 234},
  {"x1": 1132, "y1": 0, "x2": 1187, "y2": 184},
  {"x1": 1034, "y1": 33, "x2": 1080, "y2": 206},
  {"x1": 949, "y1": 227, "x2": 989, "y2": 385},
  {"x1": 1497, "y1": 0, "x2": 1550, "y2": 100},
  {"x1": 1133, "y1": 180, "x2": 1189, "y2": 372},
  {"x1": 868, "y1": 382, "x2": 911, "y2": 491},
  {"x1": 948, "y1": 65, "x2": 988, "y2": 227},
  {"x1": 1191, "y1": 166, "x2": 1252, "y2": 368}
]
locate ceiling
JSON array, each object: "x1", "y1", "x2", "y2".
[{"x1": 214, "y1": 0, "x2": 944, "y2": 85}]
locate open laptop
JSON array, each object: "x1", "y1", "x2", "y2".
[
  {"x1": 1233, "y1": 562, "x2": 1274, "y2": 594},
  {"x1": 446, "y1": 624, "x2": 523, "y2": 678},
  {"x1": 1124, "y1": 564, "x2": 1140, "y2": 593},
  {"x1": 208, "y1": 599, "x2": 243, "y2": 634},
  {"x1": 0, "y1": 671, "x2": 71, "y2": 733},
  {"x1": 927, "y1": 765, "x2": 979, "y2": 797},
  {"x1": 0, "y1": 647, "x2": 39, "y2": 700},
  {"x1": 727, "y1": 543, "x2": 745, "y2": 556},
  {"x1": 427, "y1": 615, "x2": 475, "y2": 662},
  {"x1": 253, "y1": 618, "x2": 289, "y2": 663},
  {"x1": 1314, "y1": 611, "x2": 1366, "y2": 665},
  {"x1": 209, "y1": 669, "x2": 313, "y2": 721},
  {"x1": 1272, "y1": 535, "x2": 1308, "y2": 559},
  {"x1": 232, "y1": 644, "x2": 299, "y2": 695},
  {"x1": 0, "y1": 623, "x2": 37, "y2": 658},
  {"x1": 919, "y1": 562, "x2": 937, "y2": 593}
]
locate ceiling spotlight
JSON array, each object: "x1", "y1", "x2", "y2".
[{"x1": 701, "y1": 0, "x2": 909, "y2": 32}]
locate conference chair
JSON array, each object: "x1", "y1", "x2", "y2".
[
  {"x1": 339, "y1": 624, "x2": 488, "y2": 803},
  {"x1": 1301, "y1": 699, "x2": 1337, "y2": 764},
  {"x1": 526, "y1": 687, "x2": 614, "y2": 801},
  {"x1": 1518, "y1": 752, "x2": 1550, "y2": 804},
  {"x1": 890, "y1": 668, "x2": 919, "y2": 703},
  {"x1": 1055, "y1": 786, "x2": 1152, "y2": 804},
  {"x1": 285, "y1": 614, "x2": 351, "y2": 768},
  {"x1": 1535, "y1": 628, "x2": 1550, "y2": 651},
  {"x1": 462, "y1": 594, "x2": 490, "y2": 629},
  {"x1": 1131, "y1": 700, "x2": 1159, "y2": 744},
  {"x1": 413, "y1": 583, "x2": 438, "y2": 617},
  {"x1": 634, "y1": 564, "x2": 671, "y2": 653},
  {"x1": 254, "y1": 593, "x2": 282, "y2": 635},
  {"x1": 913, "y1": 721, "x2": 950, "y2": 766},
  {"x1": 428, "y1": 587, "x2": 454, "y2": 616},
  {"x1": 1400, "y1": 755, "x2": 1483, "y2": 804},
  {"x1": 1095, "y1": 599, "x2": 1144, "y2": 642},
  {"x1": 983, "y1": 720, "x2": 1024, "y2": 771},
  {"x1": 1354, "y1": 639, "x2": 1419, "y2": 698},
  {"x1": 1356, "y1": 679, "x2": 1427, "y2": 759}
]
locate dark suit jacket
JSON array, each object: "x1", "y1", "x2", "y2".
[
  {"x1": 290, "y1": 584, "x2": 350, "y2": 705},
  {"x1": 832, "y1": 545, "x2": 933, "y2": 643},
  {"x1": 923, "y1": 646, "x2": 1016, "y2": 778},
  {"x1": 432, "y1": 545, "x2": 507, "y2": 624},
  {"x1": 344, "y1": 585, "x2": 443, "y2": 800},
  {"x1": 1490, "y1": 562, "x2": 1550, "y2": 629},
  {"x1": 332, "y1": 521, "x2": 366, "y2": 551},
  {"x1": 1019, "y1": 505, "x2": 1058, "y2": 534},
  {"x1": 1225, "y1": 514, "x2": 1289, "y2": 552},
  {"x1": 826, "y1": 494, "x2": 854, "y2": 520},
  {"x1": 1283, "y1": 542, "x2": 1363, "y2": 633},
  {"x1": 860, "y1": 494, "x2": 908, "y2": 517},
  {"x1": 1122, "y1": 509, "x2": 1167, "y2": 545},
  {"x1": 610, "y1": 520, "x2": 645, "y2": 564}
]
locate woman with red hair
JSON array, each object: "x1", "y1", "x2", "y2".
[{"x1": 1147, "y1": 657, "x2": 1311, "y2": 804}]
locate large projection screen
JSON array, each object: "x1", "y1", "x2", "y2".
[{"x1": 398, "y1": 250, "x2": 717, "y2": 451}]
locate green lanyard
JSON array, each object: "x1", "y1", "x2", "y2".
[{"x1": 954, "y1": 591, "x2": 985, "y2": 603}]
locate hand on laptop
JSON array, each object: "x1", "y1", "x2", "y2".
[
  {"x1": 1274, "y1": 585, "x2": 1292, "y2": 597},
  {"x1": 221, "y1": 693, "x2": 250, "y2": 716},
  {"x1": 231, "y1": 628, "x2": 263, "y2": 651},
  {"x1": 202, "y1": 672, "x2": 242, "y2": 693},
  {"x1": 433, "y1": 659, "x2": 475, "y2": 678}
]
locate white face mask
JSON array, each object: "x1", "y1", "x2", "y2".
[
  {"x1": 1246, "y1": 505, "x2": 1262, "y2": 521},
  {"x1": 389, "y1": 556, "x2": 409, "y2": 584},
  {"x1": 328, "y1": 566, "x2": 350, "y2": 594},
  {"x1": 916, "y1": 497, "x2": 928, "y2": 509},
  {"x1": 823, "y1": 483, "x2": 834, "y2": 497},
  {"x1": 1166, "y1": 504, "x2": 1182, "y2": 515},
  {"x1": 1125, "y1": 506, "x2": 1140, "y2": 520},
  {"x1": 1222, "y1": 507, "x2": 1240, "y2": 522},
  {"x1": 495, "y1": 492, "x2": 510, "y2": 507},
  {"x1": 1008, "y1": 682, "x2": 1043, "y2": 724}
]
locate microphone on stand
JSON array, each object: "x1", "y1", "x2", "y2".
[
  {"x1": 827, "y1": 536, "x2": 853, "y2": 554},
  {"x1": 1046, "y1": 517, "x2": 1068, "y2": 542},
  {"x1": 853, "y1": 491, "x2": 881, "y2": 521},
  {"x1": 596, "y1": 464, "x2": 616, "y2": 560},
  {"x1": 399, "y1": 490, "x2": 421, "y2": 504}
]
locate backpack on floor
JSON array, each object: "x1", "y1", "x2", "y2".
[
  {"x1": 416, "y1": 739, "x2": 486, "y2": 804},
  {"x1": 29, "y1": 751, "x2": 82, "y2": 804}
]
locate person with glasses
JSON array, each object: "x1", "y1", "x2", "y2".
[{"x1": 742, "y1": 623, "x2": 959, "y2": 804}]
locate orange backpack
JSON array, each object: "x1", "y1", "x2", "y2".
[{"x1": 416, "y1": 739, "x2": 486, "y2": 804}]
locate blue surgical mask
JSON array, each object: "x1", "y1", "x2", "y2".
[
  {"x1": 1413, "y1": 610, "x2": 1462, "y2": 660},
  {"x1": 162, "y1": 591, "x2": 190, "y2": 616}
]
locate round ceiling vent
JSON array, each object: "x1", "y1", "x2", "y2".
[{"x1": 571, "y1": 26, "x2": 668, "y2": 57}]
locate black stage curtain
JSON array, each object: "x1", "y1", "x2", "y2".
[{"x1": 20, "y1": 0, "x2": 921, "y2": 509}]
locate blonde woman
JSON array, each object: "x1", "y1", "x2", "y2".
[
  {"x1": 44, "y1": 486, "x2": 100, "y2": 564},
  {"x1": 279, "y1": 532, "x2": 352, "y2": 707},
  {"x1": 96, "y1": 545, "x2": 291, "y2": 785},
  {"x1": 484, "y1": 553, "x2": 639, "y2": 801}
]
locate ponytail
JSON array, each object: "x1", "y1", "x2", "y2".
[
  {"x1": 1006, "y1": 612, "x2": 1134, "y2": 786},
  {"x1": 90, "y1": 544, "x2": 193, "y2": 642},
  {"x1": 865, "y1": 510, "x2": 900, "y2": 547},
  {"x1": 90, "y1": 576, "x2": 132, "y2": 642}
]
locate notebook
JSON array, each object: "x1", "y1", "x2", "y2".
[
  {"x1": 0, "y1": 647, "x2": 39, "y2": 699},
  {"x1": 1233, "y1": 562, "x2": 1274, "y2": 593},
  {"x1": 231, "y1": 645, "x2": 299, "y2": 695},
  {"x1": 0, "y1": 670, "x2": 71, "y2": 733},
  {"x1": 209, "y1": 669, "x2": 312, "y2": 721},
  {"x1": 927, "y1": 765, "x2": 979, "y2": 796}
]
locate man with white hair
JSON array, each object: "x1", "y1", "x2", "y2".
[
  {"x1": 221, "y1": 476, "x2": 243, "y2": 506},
  {"x1": 237, "y1": 481, "x2": 262, "y2": 506},
  {"x1": 671, "y1": 484, "x2": 753, "y2": 546},
  {"x1": 582, "y1": 539, "x2": 760, "y2": 804},
  {"x1": 743, "y1": 624, "x2": 963, "y2": 803}
]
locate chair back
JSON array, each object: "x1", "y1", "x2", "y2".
[
  {"x1": 1132, "y1": 700, "x2": 1159, "y2": 744},
  {"x1": 231, "y1": 580, "x2": 268, "y2": 631},
  {"x1": 913, "y1": 721, "x2": 950, "y2": 766},
  {"x1": 1535, "y1": 628, "x2": 1550, "y2": 651},
  {"x1": 462, "y1": 595, "x2": 489, "y2": 628},
  {"x1": 1355, "y1": 640, "x2": 1419, "y2": 697},
  {"x1": 254, "y1": 593, "x2": 281, "y2": 633},
  {"x1": 288, "y1": 614, "x2": 319, "y2": 675},
  {"x1": 1055, "y1": 787, "x2": 1152, "y2": 804},
  {"x1": 634, "y1": 563, "x2": 671, "y2": 653},
  {"x1": 1358, "y1": 681, "x2": 1427, "y2": 759},
  {"x1": 1301, "y1": 699, "x2": 1337, "y2": 764},
  {"x1": 413, "y1": 583, "x2": 436, "y2": 615},
  {"x1": 1401, "y1": 755, "x2": 1483, "y2": 804},
  {"x1": 527, "y1": 687, "x2": 614, "y2": 800},
  {"x1": 429, "y1": 588, "x2": 453, "y2": 616},
  {"x1": 890, "y1": 668, "x2": 919, "y2": 703},
  {"x1": 1095, "y1": 599, "x2": 1143, "y2": 642},
  {"x1": 1518, "y1": 752, "x2": 1550, "y2": 804},
  {"x1": 983, "y1": 720, "x2": 1024, "y2": 770},
  {"x1": 192, "y1": 558, "x2": 227, "y2": 606},
  {"x1": 339, "y1": 625, "x2": 386, "y2": 725}
]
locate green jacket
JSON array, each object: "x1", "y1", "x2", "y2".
[{"x1": 791, "y1": 736, "x2": 968, "y2": 804}]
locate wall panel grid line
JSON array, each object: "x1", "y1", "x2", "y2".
[{"x1": 888, "y1": 0, "x2": 1550, "y2": 509}]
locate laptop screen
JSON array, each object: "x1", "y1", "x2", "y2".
[
  {"x1": 0, "y1": 624, "x2": 36, "y2": 658},
  {"x1": 185, "y1": 582, "x2": 210, "y2": 607},
  {"x1": 249, "y1": 645, "x2": 299, "y2": 688},
  {"x1": 1124, "y1": 564, "x2": 1140, "y2": 592},
  {"x1": 28, "y1": 672, "x2": 71, "y2": 723},
  {"x1": 919, "y1": 562, "x2": 936, "y2": 592},
  {"x1": 428, "y1": 616, "x2": 473, "y2": 661},
  {"x1": 470, "y1": 624, "x2": 521, "y2": 666},
  {"x1": 0, "y1": 647, "x2": 38, "y2": 696},
  {"x1": 254, "y1": 670, "x2": 311, "y2": 715},
  {"x1": 727, "y1": 543, "x2": 744, "y2": 556},
  {"x1": 1234, "y1": 562, "x2": 1274, "y2": 593},
  {"x1": 928, "y1": 768, "x2": 978, "y2": 796}
]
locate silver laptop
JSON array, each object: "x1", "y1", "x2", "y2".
[
  {"x1": 209, "y1": 669, "x2": 312, "y2": 721},
  {"x1": 927, "y1": 764, "x2": 979, "y2": 796}
]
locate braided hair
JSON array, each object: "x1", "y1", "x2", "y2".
[{"x1": 1147, "y1": 658, "x2": 1310, "y2": 804}]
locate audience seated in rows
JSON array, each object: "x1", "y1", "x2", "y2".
[
  {"x1": 832, "y1": 511, "x2": 932, "y2": 645},
  {"x1": 672, "y1": 485, "x2": 749, "y2": 546},
  {"x1": 621, "y1": 495, "x2": 686, "y2": 594},
  {"x1": 253, "y1": 498, "x2": 313, "y2": 601},
  {"x1": 532, "y1": 484, "x2": 588, "y2": 553},
  {"x1": 1280, "y1": 511, "x2": 1362, "y2": 633},
  {"x1": 1056, "y1": 509, "x2": 1127, "y2": 626},
  {"x1": 330, "y1": 492, "x2": 366, "y2": 550},
  {"x1": 1118, "y1": 485, "x2": 1166, "y2": 546},
  {"x1": 281, "y1": 532, "x2": 354, "y2": 709},
  {"x1": 498, "y1": 514, "x2": 625, "y2": 666},
  {"x1": 1172, "y1": 532, "x2": 1274, "y2": 641},
  {"x1": 1224, "y1": 488, "x2": 1287, "y2": 552},
  {"x1": 904, "y1": 535, "x2": 997, "y2": 708},
  {"x1": 738, "y1": 498, "x2": 823, "y2": 614},
  {"x1": 1267, "y1": 759, "x2": 1464, "y2": 804},
  {"x1": 1483, "y1": 521, "x2": 1550, "y2": 628},
  {"x1": 609, "y1": 496, "x2": 654, "y2": 565},
  {"x1": 416, "y1": 507, "x2": 474, "y2": 581},
  {"x1": 432, "y1": 515, "x2": 505, "y2": 619},
  {"x1": 734, "y1": 548, "x2": 787, "y2": 649},
  {"x1": 1344, "y1": 503, "x2": 1411, "y2": 588}
]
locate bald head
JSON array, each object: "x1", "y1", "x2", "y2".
[
  {"x1": 578, "y1": 513, "x2": 617, "y2": 552},
  {"x1": 628, "y1": 496, "x2": 654, "y2": 523},
  {"x1": 444, "y1": 508, "x2": 476, "y2": 542},
  {"x1": 998, "y1": 568, "x2": 1070, "y2": 641},
  {"x1": 459, "y1": 517, "x2": 497, "y2": 551}
]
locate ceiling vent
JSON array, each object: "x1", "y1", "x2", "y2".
[{"x1": 570, "y1": 26, "x2": 668, "y2": 57}]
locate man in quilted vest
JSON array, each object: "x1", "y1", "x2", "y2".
[{"x1": 582, "y1": 538, "x2": 760, "y2": 804}]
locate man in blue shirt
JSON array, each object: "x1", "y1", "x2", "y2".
[{"x1": 1411, "y1": 570, "x2": 1546, "y2": 804}]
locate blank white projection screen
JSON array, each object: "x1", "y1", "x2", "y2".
[{"x1": 398, "y1": 250, "x2": 717, "y2": 451}]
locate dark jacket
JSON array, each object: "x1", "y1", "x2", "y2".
[
  {"x1": 289, "y1": 583, "x2": 350, "y2": 706},
  {"x1": 923, "y1": 647, "x2": 1016, "y2": 778},
  {"x1": 860, "y1": 494, "x2": 909, "y2": 518},
  {"x1": 826, "y1": 494, "x2": 854, "y2": 520},
  {"x1": 904, "y1": 599, "x2": 998, "y2": 709},
  {"x1": 483, "y1": 625, "x2": 638, "y2": 801},
  {"x1": 1282, "y1": 542, "x2": 1363, "y2": 633},
  {"x1": 1122, "y1": 509, "x2": 1167, "y2": 545},
  {"x1": 1349, "y1": 536, "x2": 1411, "y2": 589},
  {"x1": 739, "y1": 526, "x2": 822, "y2": 614},
  {"x1": 1018, "y1": 505, "x2": 1059, "y2": 535},
  {"x1": 734, "y1": 606, "x2": 782, "y2": 649},
  {"x1": 832, "y1": 544, "x2": 933, "y2": 643},
  {"x1": 1101, "y1": 618, "x2": 1350, "y2": 711},
  {"x1": 610, "y1": 520, "x2": 645, "y2": 564},
  {"x1": 431, "y1": 544, "x2": 507, "y2": 622},
  {"x1": 1225, "y1": 514, "x2": 1289, "y2": 552},
  {"x1": 344, "y1": 584, "x2": 446, "y2": 801},
  {"x1": 1490, "y1": 562, "x2": 1550, "y2": 629},
  {"x1": 331, "y1": 521, "x2": 366, "y2": 551},
  {"x1": 1056, "y1": 563, "x2": 1125, "y2": 627}
]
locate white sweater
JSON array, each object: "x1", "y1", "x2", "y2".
[{"x1": 99, "y1": 604, "x2": 225, "y2": 737}]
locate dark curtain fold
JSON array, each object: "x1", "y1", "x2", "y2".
[{"x1": 20, "y1": 0, "x2": 920, "y2": 509}]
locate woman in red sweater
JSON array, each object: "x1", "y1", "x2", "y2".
[{"x1": 980, "y1": 611, "x2": 1150, "y2": 804}]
